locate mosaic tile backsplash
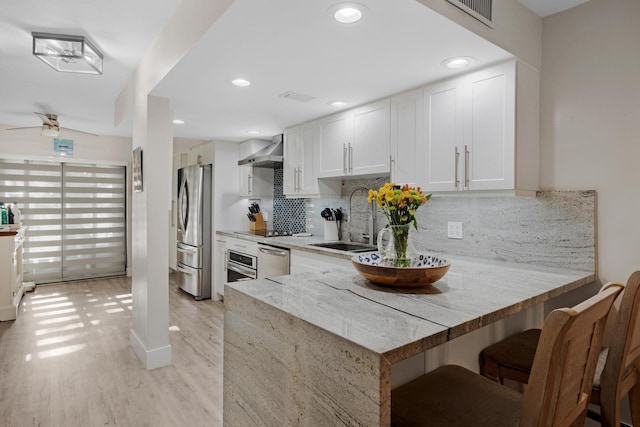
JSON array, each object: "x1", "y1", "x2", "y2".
[{"x1": 272, "y1": 167, "x2": 306, "y2": 234}]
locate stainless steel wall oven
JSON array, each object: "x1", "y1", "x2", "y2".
[{"x1": 226, "y1": 249, "x2": 257, "y2": 283}]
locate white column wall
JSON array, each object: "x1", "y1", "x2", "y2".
[
  {"x1": 117, "y1": 0, "x2": 235, "y2": 369},
  {"x1": 129, "y1": 96, "x2": 173, "y2": 369}
]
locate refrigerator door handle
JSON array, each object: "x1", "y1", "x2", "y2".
[
  {"x1": 176, "y1": 263, "x2": 197, "y2": 275},
  {"x1": 177, "y1": 243, "x2": 197, "y2": 253},
  {"x1": 178, "y1": 174, "x2": 189, "y2": 232}
]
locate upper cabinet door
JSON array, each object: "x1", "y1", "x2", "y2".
[
  {"x1": 466, "y1": 63, "x2": 515, "y2": 191},
  {"x1": 423, "y1": 80, "x2": 464, "y2": 191},
  {"x1": 283, "y1": 127, "x2": 300, "y2": 196},
  {"x1": 390, "y1": 89, "x2": 424, "y2": 186},
  {"x1": 298, "y1": 122, "x2": 321, "y2": 195},
  {"x1": 421, "y1": 60, "x2": 522, "y2": 194},
  {"x1": 317, "y1": 99, "x2": 390, "y2": 178},
  {"x1": 351, "y1": 98, "x2": 390, "y2": 176},
  {"x1": 317, "y1": 113, "x2": 350, "y2": 178}
]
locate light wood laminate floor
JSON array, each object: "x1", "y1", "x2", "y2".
[{"x1": 0, "y1": 274, "x2": 224, "y2": 427}]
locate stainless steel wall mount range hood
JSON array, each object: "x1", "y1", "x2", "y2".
[{"x1": 238, "y1": 134, "x2": 283, "y2": 168}]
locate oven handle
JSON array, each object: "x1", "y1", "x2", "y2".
[
  {"x1": 259, "y1": 247, "x2": 288, "y2": 257},
  {"x1": 227, "y1": 263, "x2": 257, "y2": 279}
]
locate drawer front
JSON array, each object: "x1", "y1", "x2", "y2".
[
  {"x1": 226, "y1": 238, "x2": 258, "y2": 256},
  {"x1": 177, "y1": 243, "x2": 202, "y2": 267}
]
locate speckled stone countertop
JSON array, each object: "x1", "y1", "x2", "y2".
[
  {"x1": 225, "y1": 258, "x2": 595, "y2": 364},
  {"x1": 216, "y1": 230, "x2": 369, "y2": 261}
]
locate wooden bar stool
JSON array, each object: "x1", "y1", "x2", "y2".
[
  {"x1": 391, "y1": 282, "x2": 623, "y2": 427},
  {"x1": 480, "y1": 271, "x2": 640, "y2": 427}
]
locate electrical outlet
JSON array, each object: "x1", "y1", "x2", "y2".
[{"x1": 447, "y1": 222, "x2": 463, "y2": 239}]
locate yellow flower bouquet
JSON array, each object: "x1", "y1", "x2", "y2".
[{"x1": 368, "y1": 183, "x2": 431, "y2": 267}]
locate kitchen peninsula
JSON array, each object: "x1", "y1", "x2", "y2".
[{"x1": 223, "y1": 258, "x2": 595, "y2": 426}]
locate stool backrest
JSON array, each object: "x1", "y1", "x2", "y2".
[
  {"x1": 520, "y1": 282, "x2": 624, "y2": 427},
  {"x1": 600, "y1": 270, "x2": 640, "y2": 425}
]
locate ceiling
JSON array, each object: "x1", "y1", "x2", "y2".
[
  {"x1": 0, "y1": 0, "x2": 589, "y2": 142},
  {"x1": 518, "y1": 0, "x2": 591, "y2": 17}
]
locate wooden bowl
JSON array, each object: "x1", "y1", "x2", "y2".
[{"x1": 351, "y1": 253, "x2": 451, "y2": 288}]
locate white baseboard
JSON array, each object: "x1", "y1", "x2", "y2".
[{"x1": 129, "y1": 328, "x2": 173, "y2": 370}]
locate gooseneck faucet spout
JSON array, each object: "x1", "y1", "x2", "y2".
[{"x1": 348, "y1": 186, "x2": 376, "y2": 245}]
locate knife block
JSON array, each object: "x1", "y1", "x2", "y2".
[{"x1": 249, "y1": 212, "x2": 266, "y2": 231}]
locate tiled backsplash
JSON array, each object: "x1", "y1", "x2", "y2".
[
  {"x1": 414, "y1": 190, "x2": 596, "y2": 272},
  {"x1": 304, "y1": 178, "x2": 596, "y2": 272},
  {"x1": 266, "y1": 170, "x2": 595, "y2": 272},
  {"x1": 272, "y1": 167, "x2": 305, "y2": 234}
]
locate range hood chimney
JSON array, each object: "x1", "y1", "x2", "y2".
[{"x1": 238, "y1": 134, "x2": 284, "y2": 168}]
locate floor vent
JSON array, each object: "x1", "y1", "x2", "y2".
[
  {"x1": 446, "y1": 0, "x2": 493, "y2": 28},
  {"x1": 278, "y1": 91, "x2": 315, "y2": 103}
]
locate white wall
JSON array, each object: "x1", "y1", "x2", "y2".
[
  {"x1": 0, "y1": 125, "x2": 131, "y2": 162},
  {"x1": 539, "y1": 0, "x2": 640, "y2": 284},
  {"x1": 416, "y1": 0, "x2": 542, "y2": 69}
]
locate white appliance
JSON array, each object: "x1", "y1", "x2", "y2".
[{"x1": 176, "y1": 164, "x2": 212, "y2": 300}]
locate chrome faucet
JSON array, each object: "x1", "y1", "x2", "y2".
[{"x1": 348, "y1": 186, "x2": 376, "y2": 245}]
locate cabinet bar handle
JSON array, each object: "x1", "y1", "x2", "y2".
[
  {"x1": 343, "y1": 144, "x2": 348, "y2": 174},
  {"x1": 454, "y1": 146, "x2": 460, "y2": 189},
  {"x1": 348, "y1": 143, "x2": 353, "y2": 174},
  {"x1": 247, "y1": 174, "x2": 252, "y2": 195},
  {"x1": 464, "y1": 145, "x2": 470, "y2": 189},
  {"x1": 297, "y1": 168, "x2": 302, "y2": 192}
]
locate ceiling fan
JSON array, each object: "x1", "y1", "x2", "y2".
[{"x1": 6, "y1": 112, "x2": 98, "y2": 137}]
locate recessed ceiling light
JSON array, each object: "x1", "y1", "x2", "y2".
[
  {"x1": 329, "y1": 3, "x2": 368, "y2": 24},
  {"x1": 328, "y1": 100, "x2": 348, "y2": 107},
  {"x1": 232, "y1": 78, "x2": 251, "y2": 87},
  {"x1": 441, "y1": 57, "x2": 474, "y2": 69},
  {"x1": 173, "y1": 119, "x2": 185, "y2": 125},
  {"x1": 247, "y1": 130, "x2": 261, "y2": 135}
]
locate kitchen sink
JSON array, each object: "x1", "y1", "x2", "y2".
[{"x1": 309, "y1": 242, "x2": 377, "y2": 253}]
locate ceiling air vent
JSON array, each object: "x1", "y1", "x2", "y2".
[
  {"x1": 446, "y1": 0, "x2": 494, "y2": 28},
  {"x1": 278, "y1": 91, "x2": 315, "y2": 103}
]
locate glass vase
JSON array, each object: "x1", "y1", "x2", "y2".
[{"x1": 377, "y1": 224, "x2": 418, "y2": 267}]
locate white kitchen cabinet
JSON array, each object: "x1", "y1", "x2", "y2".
[
  {"x1": 422, "y1": 77, "x2": 464, "y2": 191},
  {"x1": 317, "y1": 99, "x2": 390, "y2": 178},
  {"x1": 213, "y1": 235, "x2": 259, "y2": 299},
  {"x1": 422, "y1": 60, "x2": 536, "y2": 195},
  {"x1": 390, "y1": 88, "x2": 424, "y2": 185},
  {"x1": 239, "y1": 166, "x2": 273, "y2": 198},
  {"x1": 214, "y1": 236, "x2": 227, "y2": 300},
  {"x1": 238, "y1": 138, "x2": 274, "y2": 198},
  {"x1": 284, "y1": 123, "x2": 340, "y2": 198},
  {"x1": 0, "y1": 228, "x2": 26, "y2": 321}
]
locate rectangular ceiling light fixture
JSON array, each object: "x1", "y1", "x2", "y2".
[{"x1": 32, "y1": 32, "x2": 103, "y2": 75}]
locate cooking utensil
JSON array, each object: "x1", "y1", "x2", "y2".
[
  {"x1": 334, "y1": 208, "x2": 343, "y2": 240},
  {"x1": 321, "y1": 208, "x2": 333, "y2": 221}
]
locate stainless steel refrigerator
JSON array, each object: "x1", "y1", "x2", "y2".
[{"x1": 176, "y1": 164, "x2": 212, "y2": 300}]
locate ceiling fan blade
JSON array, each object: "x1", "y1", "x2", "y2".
[
  {"x1": 35, "y1": 112, "x2": 55, "y2": 126},
  {"x1": 5, "y1": 126, "x2": 41, "y2": 131}
]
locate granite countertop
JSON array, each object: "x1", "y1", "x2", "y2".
[
  {"x1": 216, "y1": 230, "x2": 365, "y2": 261},
  {"x1": 226, "y1": 259, "x2": 595, "y2": 365}
]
